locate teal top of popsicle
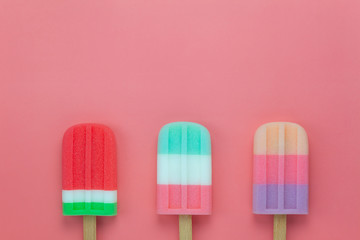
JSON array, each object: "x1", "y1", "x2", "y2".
[{"x1": 158, "y1": 122, "x2": 211, "y2": 155}]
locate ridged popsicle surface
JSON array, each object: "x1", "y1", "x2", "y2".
[
  {"x1": 253, "y1": 122, "x2": 308, "y2": 214},
  {"x1": 157, "y1": 122, "x2": 212, "y2": 215},
  {"x1": 62, "y1": 124, "x2": 117, "y2": 216}
]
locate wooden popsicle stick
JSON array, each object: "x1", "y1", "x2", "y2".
[
  {"x1": 83, "y1": 216, "x2": 96, "y2": 240},
  {"x1": 179, "y1": 215, "x2": 192, "y2": 240},
  {"x1": 273, "y1": 215, "x2": 286, "y2": 240}
]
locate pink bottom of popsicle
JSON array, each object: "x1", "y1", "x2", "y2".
[{"x1": 157, "y1": 184, "x2": 212, "y2": 215}]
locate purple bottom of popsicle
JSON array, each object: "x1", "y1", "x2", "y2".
[{"x1": 253, "y1": 184, "x2": 308, "y2": 214}]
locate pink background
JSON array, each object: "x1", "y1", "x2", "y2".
[{"x1": 1, "y1": 0, "x2": 360, "y2": 239}]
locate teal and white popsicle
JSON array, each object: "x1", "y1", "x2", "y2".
[{"x1": 157, "y1": 122, "x2": 212, "y2": 215}]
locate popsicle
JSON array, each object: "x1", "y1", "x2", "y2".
[
  {"x1": 62, "y1": 123, "x2": 117, "y2": 240},
  {"x1": 157, "y1": 122, "x2": 212, "y2": 240},
  {"x1": 253, "y1": 122, "x2": 308, "y2": 240}
]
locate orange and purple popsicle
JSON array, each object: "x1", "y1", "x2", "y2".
[{"x1": 253, "y1": 122, "x2": 308, "y2": 214}]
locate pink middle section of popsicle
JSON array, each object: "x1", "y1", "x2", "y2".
[
  {"x1": 62, "y1": 124, "x2": 117, "y2": 191},
  {"x1": 253, "y1": 155, "x2": 308, "y2": 185},
  {"x1": 157, "y1": 184, "x2": 212, "y2": 215}
]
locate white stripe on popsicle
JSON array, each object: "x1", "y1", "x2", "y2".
[
  {"x1": 62, "y1": 190, "x2": 117, "y2": 203},
  {"x1": 157, "y1": 154, "x2": 211, "y2": 185}
]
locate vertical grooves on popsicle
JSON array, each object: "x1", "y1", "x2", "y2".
[
  {"x1": 264, "y1": 126, "x2": 267, "y2": 211},
  {"x1": 284, "y1": 125, "x2": 287, "y2": 157},
  {"x1": 199, "y1": 128, "x2": 202, "y2": 210},
  {"x1": 265, "y1": 126, "x2": 269, "y2": 209},
  {"x1": 90, "y1": 127, "x2": 93, "y2": 207},
  {"x1": 73, "y1": 126, "x2": 86, "y2": 210},
  {"x1": 166, "y1": 127, "x2": 170, "y2": 209},
  {"x1": 181, "y1": 125, "x2": 187, "y2": 211},
  {"x1": 164, "y1": 128, "x2": 171, "y2": 208},
  {"x1": 71, "y1": 128, "x2": 75, "y2": 211},
  {"x1": 72, "y1": 130, "x2": 76, "y2": 194},
  {"x1": 167, "y1": 125, "x2": 182, "y2": 210},
  {"x1": 101, "y1": 128, "x2": 105, "y2": 210},
  {"x1": 284, "y1": 124, "x2": 298, "y2": 209},
  {"x1": 85, "y1": 126, "x2": 91, "y2": 210},
  {"x1": 295, "y1": 126, "x2": 299, "y2": 209},
  {"x1": 284, "y1": 124, "x2": 289, "y2": 209},
  {"x1": 72, "y1": 131, "x2": 75, "y2": 211},
  {"x1": 89, "y1": 127, "x2": 93, "y2": 190},
  {"x1": 294, "y1": 127, "x2": 300, "y2": 208},
  {"x1": 266, "y1": 125, "x2": 279, "y2": 209},
  {"x1": 84, "y1": 127, "x2": 88, "y2": 191},
  {"x1": 263, "y1": 124, "x2": 269, "y2": 209},
  {"x1": 102, "y1": 128, "x2": 105, "y2": 191},
  {"x1": 71, "y1": 128, "x2": 75, "y2": 190},
  {"x1": 90, "y1": 126, "x2": 104, "y2": 209},
  {"x1": 279, "y1": 124, "x2": 285, "y2": 210},
  {"x1": 103, "y1": 126, "x2": 116, "y2": 193}
]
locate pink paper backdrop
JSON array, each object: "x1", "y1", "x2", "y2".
[{"x1": 1, "y1": 0, "x2": 360, "y2": 239}]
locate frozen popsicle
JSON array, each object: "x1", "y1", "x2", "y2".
[
  {"x1": 157, "y1": 122, "x2": 212, "y2": 240},
  {"x1": 62, "y1": 123, "x2": 117, "y2": 240},
  {"x1": 253, "y1": 122, "x2": 308, "y2": 239}
]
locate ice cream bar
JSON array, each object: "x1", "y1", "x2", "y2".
[
  {"x1": 157, "y1": 122, "x2": 212, "y2": 215},
  {"x1": 62, "y1": 124, "x2": 117, "y2": 216},
  {"x1": 253, "y1": 122, "x2": 308, "y2": 214}
]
